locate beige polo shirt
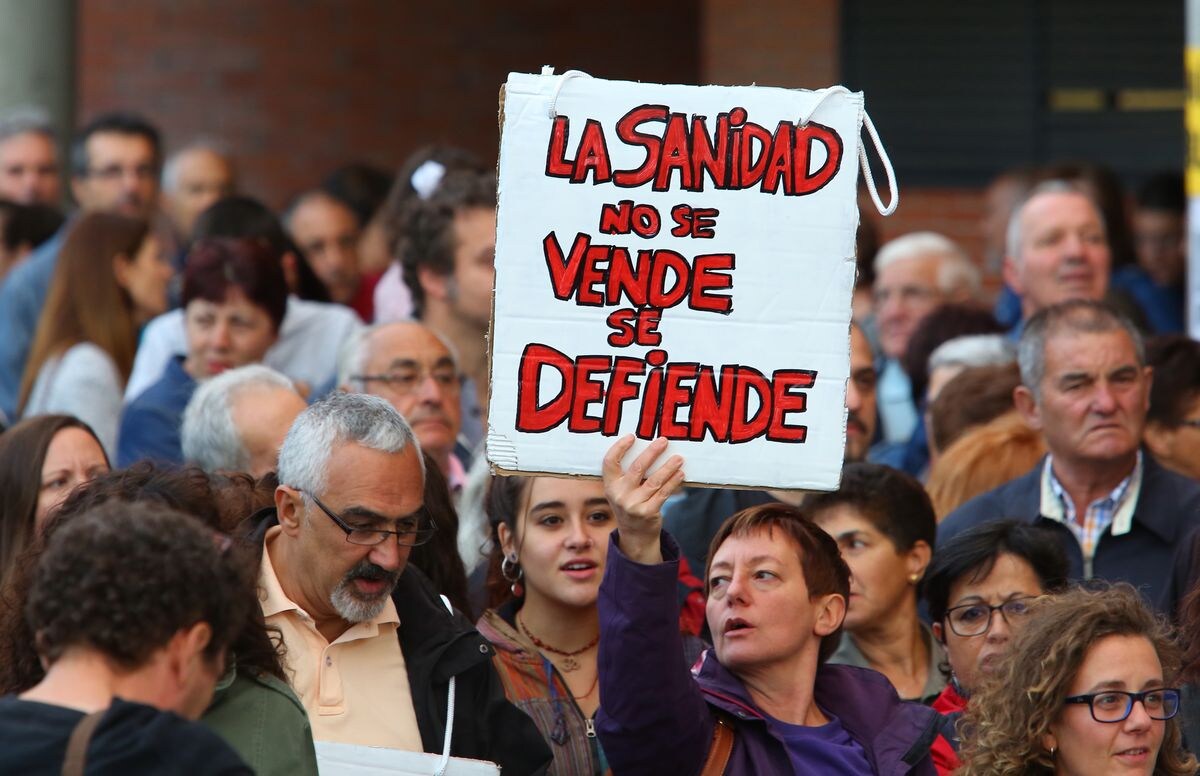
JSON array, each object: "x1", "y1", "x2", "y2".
[{"x1": 259, "y1": 526, "x2": 424, "y2": 750}]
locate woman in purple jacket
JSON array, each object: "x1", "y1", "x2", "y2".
[{"x1": 596, "y1": 436, "x2": 938, "y2": 775}]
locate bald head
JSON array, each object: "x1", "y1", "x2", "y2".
[
  {"x1": 340, "y1": 321, "x2": 462, "y2": 468},
  {"x1": 1003, "y1": 182, "x2": 1110, "y2": 319},
  {"x1": 162, "y1": 145, "x2": 236, "y2": 238}
]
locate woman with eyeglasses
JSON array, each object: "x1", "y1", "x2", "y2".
[
  {"x1": 958, "y1": 583, "x2": 1196, "y2": 776},
  {"x1": 920, "y1": 520, "x2": 1068, "y2": 774}
]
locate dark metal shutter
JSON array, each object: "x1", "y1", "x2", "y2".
[{"x1": 842, "y1": 0, "x2": 1184, "y2": 186}]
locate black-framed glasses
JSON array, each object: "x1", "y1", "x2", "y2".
[
  {"x1": 350, "y1": 367, "x2": 463, "y2": 396},
  {"x1": 85, "y1": 163, "x2": 158, "y2": 181},
  {"x1": 1064, "y1": 688, "x2": 1181, "y2": 723},
  {"x1": 944, "y1": 596, "x2": 1040, "y2": 637},
  {"x1": 306, "y1": 491, "x2": 436, "y2": 547}
]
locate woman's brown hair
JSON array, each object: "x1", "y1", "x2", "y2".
[
  {"x1": 18, "y1": 212, "x2": 150, "y2": 413},
  {"x1": 0, "y1": 415, "x2": 108, "y2": 583},
  {"x1": 958, "y1": 583, "x2": 1196, "y2": 776},
  {"x1": 925, "y1": 411, "x2": 1046, "y2": 520},
  {"x1": 0, "y1": 463, "x2": 285, "y2": 695}
]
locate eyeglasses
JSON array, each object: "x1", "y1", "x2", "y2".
[
  {"x1": 1064, "y1": 688, "x2": 1181, "y2": 723},
  {"x1": 872, "y1": 284, "x2": 937, "y2": 307},
  {"x1": 350, "y1": 366, "x2": 463, "y2": 396},
  {"x1": 944, "y1": 596, "x2": 1040, "y2": 637},
  {"x1": 306, "y1": 491, "x2": 436, "y2": 547},
  {"x1": 85, "y1": 163, "x2": 158, "y2": 182}
]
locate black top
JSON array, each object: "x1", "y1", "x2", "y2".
[
  {"x1": 247, "y1": 510, "x2": 552, "y2": 775},
  {"x1": 0, "y1": 695, "x2": 252, "y2": 775}
]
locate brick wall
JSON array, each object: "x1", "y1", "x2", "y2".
[
  {"x1": 77, "y1": 1, "x2": 700, "y2": 209},
  {"x1": 77, "y1": 1, "x2": 991, "y2": 279}
]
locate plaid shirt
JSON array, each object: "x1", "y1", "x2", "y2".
[{"x1": 1041, "y1": 452, "x2": 1143, "y2": 578}]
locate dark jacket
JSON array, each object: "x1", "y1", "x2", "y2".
[
  {"x1": 248, "y1": 513, "x2": 551, "y2": 775},
  {"x1": 939, "y1": 452, "x2": 1200, "y2": 609},
  {"x1": 597, "y1": 532, "x2": 939, "y2": 776},
  {"x1": 0, "y1": 695, "x2": 252, "y2": 774}
]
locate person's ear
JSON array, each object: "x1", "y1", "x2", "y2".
[
  {"x1": 1002, "y1": 255, "x2": 1024, "y2": 296},
  {"x1": 813, "y1": 593, "x2": 847, "y2": 637},
  {"x1": 111, "y1": 253, "x2": 133, "y2": 290},
  {"x1": 1013, "y1": 385, "x2": 1042, "y2": 431},
  {"x1": 931, "y1": 620, "x2": 945, "y2": 645},
  {"x1": 1041, "y1": 730, "x2": 1058, "y2": 760},
  {"x1": 166, "y1": 621, "x2": 213, "y2": 687},
  {"x1": 275, "y1": 485, "x2": 305, "y2": 535},
  {"x1": 906, "y1": 539, "x2": 932, "y2": 582},
  {"x1": 418, "y1": 265, "x2": 451, "y2": 303},
  {"x1": 1143, "y1": 421, "x2": 1175, "y2": 462},
  {"x1": 497, "y1": 521, "x2": 516, "y2": 559},
  {"x1": 280, "y1": 251, "x2": 300, "y2": 294},
  {"x1": 70, "y1": 175, "x2": 90, "y2": 208}
]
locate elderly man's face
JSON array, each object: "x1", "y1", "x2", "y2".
[
  {"x1": 0, "y1": 130, "x2": 60, "y2": 206},
  {"x1": 284, "y1": 442, "x2": 424, "y2": 626},
  {"x1": 1005, "y1": 191, "x2": 1110, "y2": 318},
  {"x1": 358, "y1": 323, "x2": 462, "y2": 466},
  {"x1": 165, "y1": 147, "x2": 235, "y2": 239},
  {"x1": 1017, "y1": 327, "x2": 1150, "y2": 469},
  {"x1": 873, "y1": 254, "x2": 943, "y2": 359}
]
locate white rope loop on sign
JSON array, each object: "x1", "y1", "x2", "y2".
[
  {"x1": 548, "y1": 69, "x2": 592, "y2": 118},
  {"x1": 799, "y1": 85, "x2": 899, "y2": 217},
  {"x1": 434, "y1": 594, "x2": 457, "y2": 776}
]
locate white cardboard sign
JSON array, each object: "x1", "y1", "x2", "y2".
[{"x1": 488, "y1": 71, "x2": 865, "y2": 490}]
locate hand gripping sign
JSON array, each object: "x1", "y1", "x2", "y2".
[{"x1": 488, "y1": 68, "x2": 897, "y2": 491}]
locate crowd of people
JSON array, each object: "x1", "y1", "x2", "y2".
[{"x1": 0, "y1": 97, "x2": 1198, "y2": 776}]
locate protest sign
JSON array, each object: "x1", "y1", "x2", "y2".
[{"x1": 488, "y1": 69, "x2": 894, "y2": 490}]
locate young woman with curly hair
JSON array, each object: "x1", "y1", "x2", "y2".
[{"x1": 958, "y1": 583, "x2": 1195, "y2": 776}]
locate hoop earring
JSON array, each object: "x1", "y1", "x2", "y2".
[{"x1": 501, "y1": 553, "x2": 524, "y2": 598}]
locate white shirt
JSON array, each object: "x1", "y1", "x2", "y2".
[
  {"x1": 25, "y1": 342, "x2": 123, "y2": 458},
  {"x1": 126, "y1": 297, "x2": 363, "y2": 402}
]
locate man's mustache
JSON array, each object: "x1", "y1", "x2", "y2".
[{"x1": 344, "y1": 559, "x2": 399, "y2": 586}]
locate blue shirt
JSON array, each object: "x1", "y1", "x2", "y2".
[
  {"x1": 117, "y1": 355, "x2": 197, "y2": 467},
  {"x1": 0, "y1": 227, "x2": 67, "y2": 420},
  {"x1": 1111, "y1": 265, "x2": 1185, "y2": 334},
  {"x1": 769, "y1": 712, "x2": 875, "y2": 775}
]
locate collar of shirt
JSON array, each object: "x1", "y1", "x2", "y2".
[
  {"x1": 259, "y1": 525, "x2": 400, "y2": 635},
  {"x1": 447, "y1": 451, "x2": 467, "y2": 493},
  {"x1": 1039, "y1": 451, "x2": 1143, "y2": 537}
]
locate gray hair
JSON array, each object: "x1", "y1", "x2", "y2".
[
  {"x1": 336, "y1": 321, "x2": 460, "y2": 392},
  {"x1": 874, "y1": 231, "x2": 981, "y2": 299},
  {"x1": 1005, "y1": 179, "x2": 1102, "y2": 263},
  {"x1": 277, "y1": 391, "x2": 423, "y2": 494},
  {"x1": 0, "y1": 106, "x2": 55, "y2": 144},
  {"x1": 161, "y1": 139, "x2": 233, "y2": 192},
  {"x1": 1017, "y1": 300, "x2": 1144, "y2": 401},
  {"x1": 181, "y1": 364, "x2": 299, "y2": 473},
  {"x1": 928, "y1": 334, "x2": 1015, "y2": 374}
]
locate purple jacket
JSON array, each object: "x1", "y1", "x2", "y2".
[{"x1": 597, "y1": 532, "x2": 938, "y2": 776}]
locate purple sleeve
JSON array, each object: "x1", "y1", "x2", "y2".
[{"x1": 596, "y1": 531, "x2": 714, "y2": 776}]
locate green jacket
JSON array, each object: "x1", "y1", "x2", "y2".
[{"x1": 203, "y1": 662, "x2": 318, "y2": 776}]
